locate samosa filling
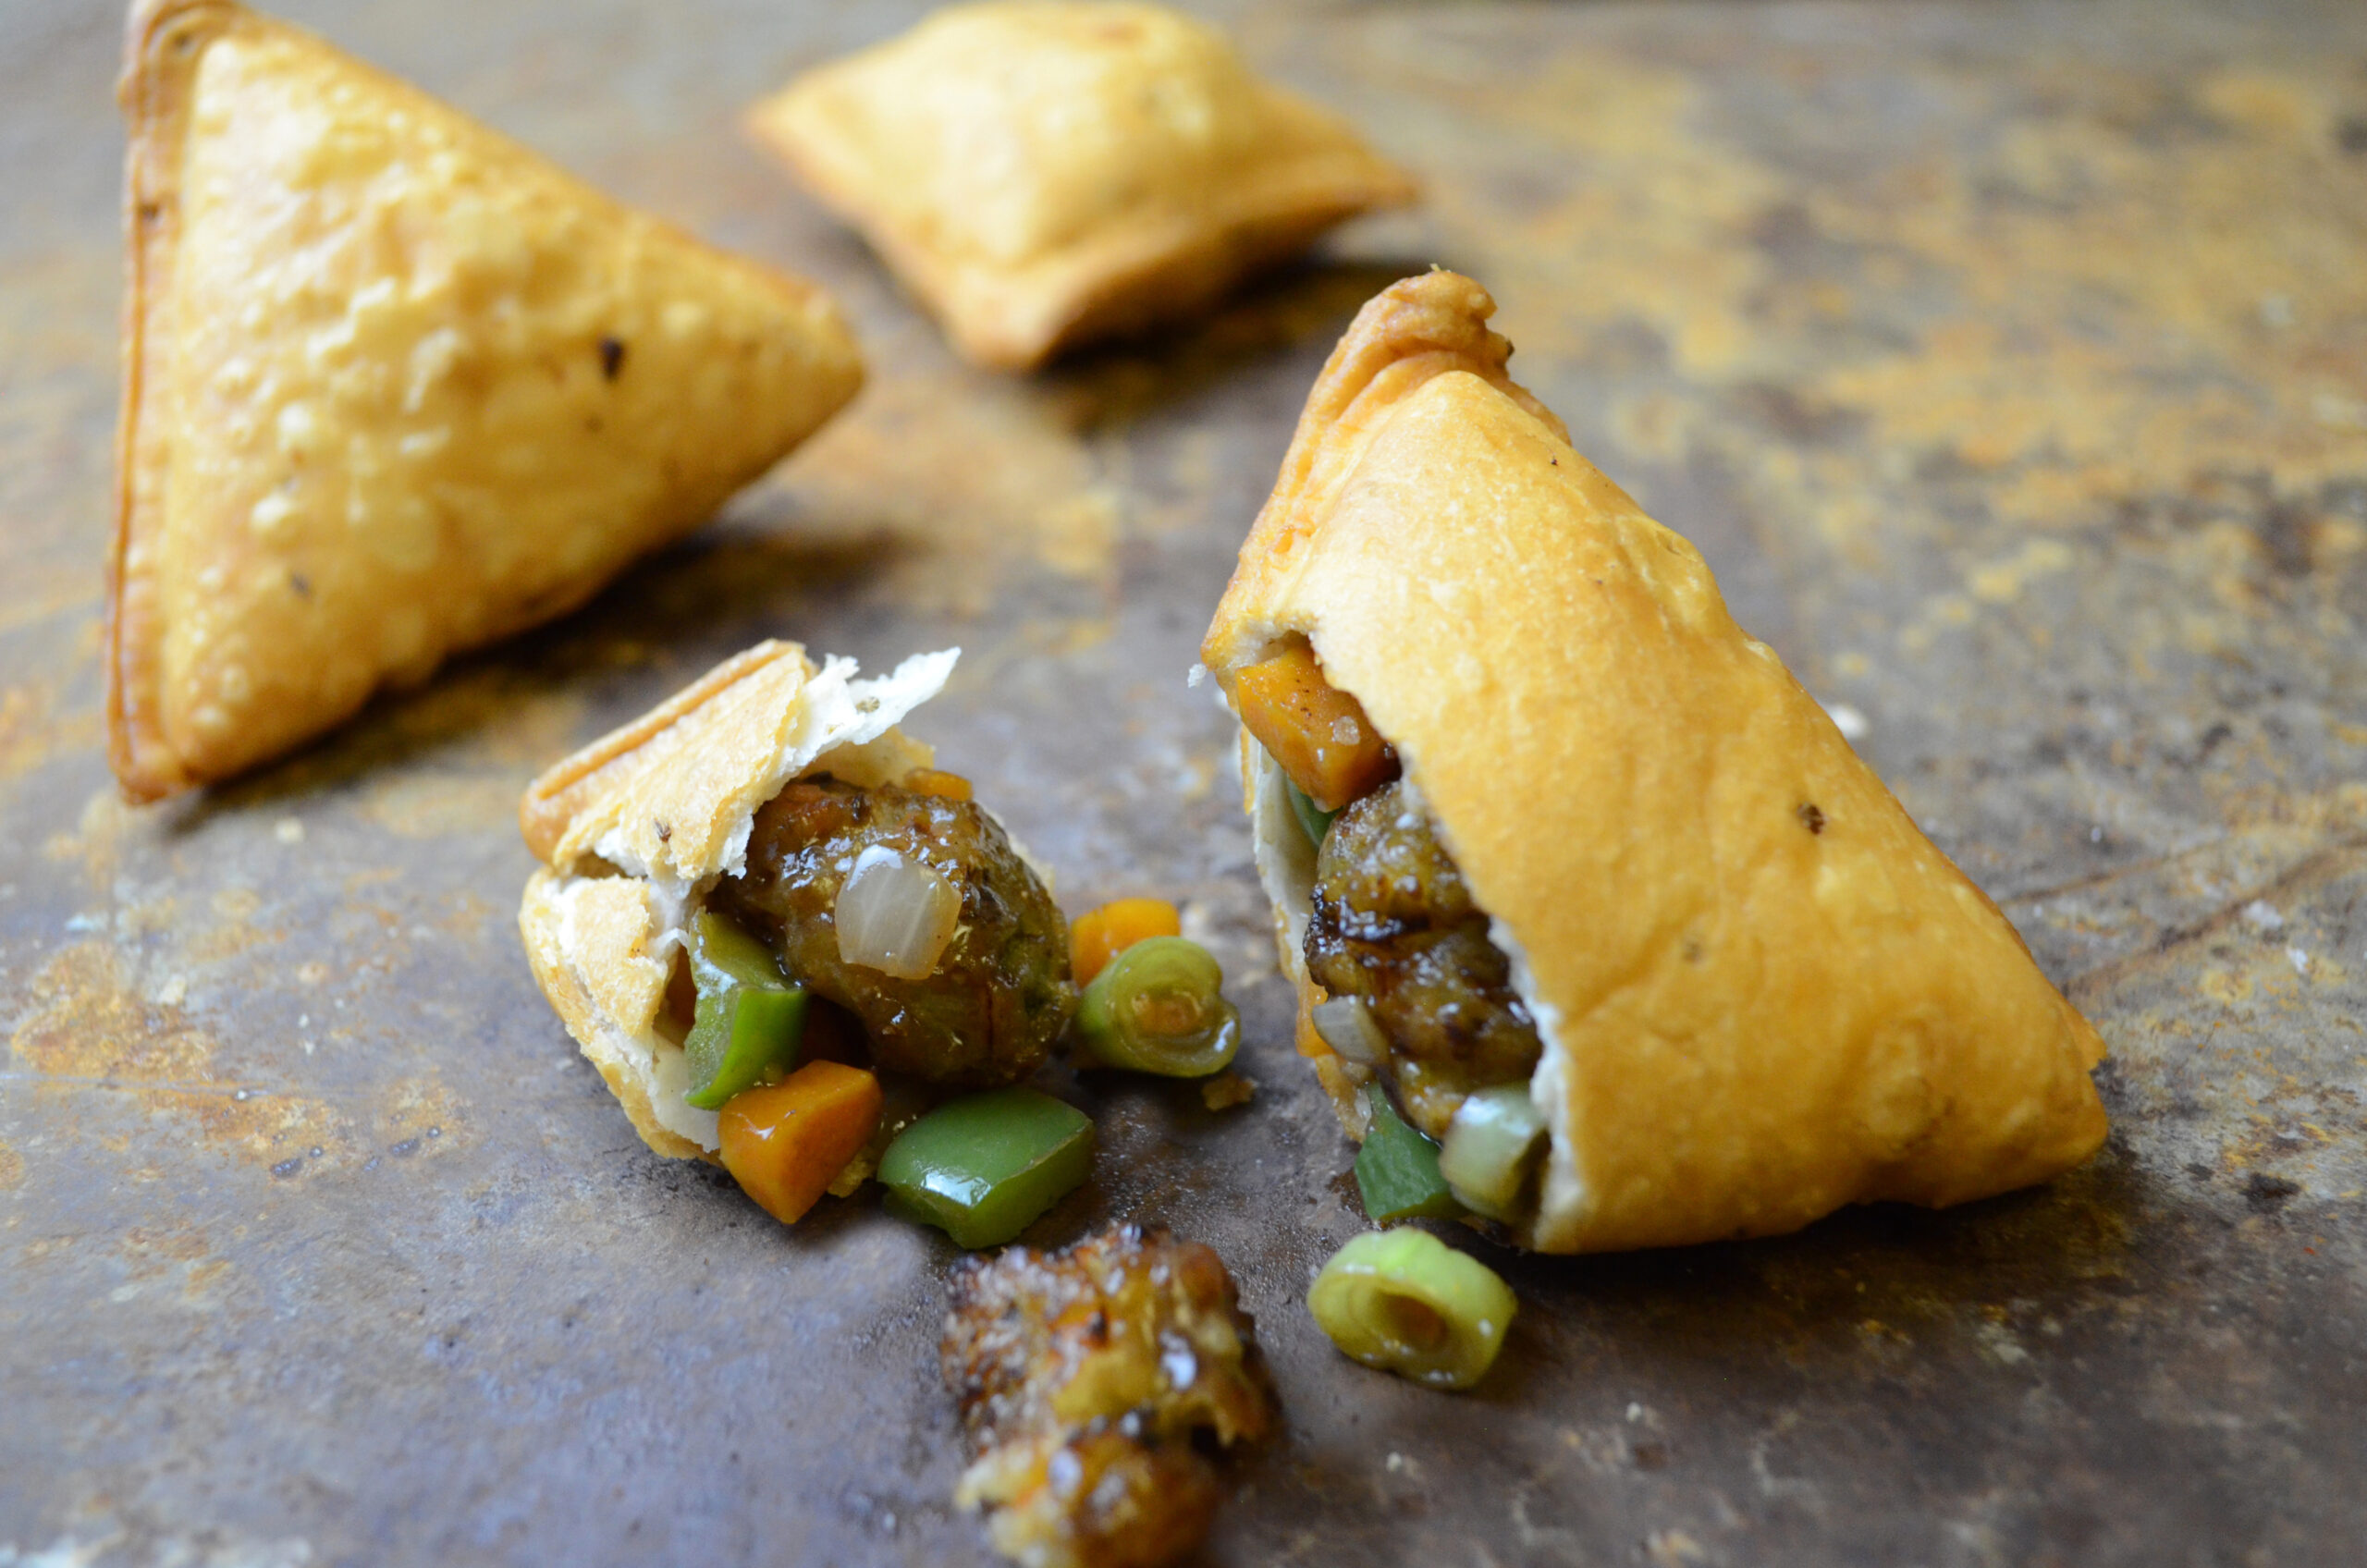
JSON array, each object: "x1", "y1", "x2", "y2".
[
  {"x1": 705, "y1": 778, "x2": 1076, "y2": 1088},
  {"x1": 1304, "y1": 780, "x2": 1543, "y2": 1141},
  {"x1": 1233, "y1": 637, "x2": 1548, "y2": 1222},
  {"x1": 944, "y1": 1223, "x2": 1275, "y2": 1568}
]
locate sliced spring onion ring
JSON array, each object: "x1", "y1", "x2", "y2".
[
  {"x1": 1073, "y1": 936, "x2": 1241, "y2": 1077},
  {"x1": 835, "y1": 845, "x2": 963, "y2": 979},
  {"x1": 1306, "y1": 1228, "x2": 1517, "y2": 1390},
  {"x1": 1437, "y1": 1084, "x2": 1547, "y2": 1221}
]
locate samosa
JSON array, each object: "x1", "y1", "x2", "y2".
[
  {"x1": 112, "y1": 0, "x2": 865, "y2": 800},
  {"x1": 1201, "y1": 270, "x2": 2109, "y2": 1254}
]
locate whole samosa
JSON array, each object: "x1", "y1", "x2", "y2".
[{"x1": 112, "y1": 0, "x2": 865, "y2": 799}]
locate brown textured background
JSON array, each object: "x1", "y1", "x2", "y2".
[{"x1": 3, "y1": 1, "x2": 2363, "y2": 1563}]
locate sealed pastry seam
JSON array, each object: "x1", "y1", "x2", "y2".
[
  {"x1": 766, "y1": 117, "x2": 1411, "y2": 368},
  {"x1": 113, "y1": 0, "x2": 238, "y2": 799},
  {"x1": 1208, "y1": 270, "x2": 2109, "y2": 1255}
]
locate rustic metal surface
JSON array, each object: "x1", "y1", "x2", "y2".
[{"x1": 5, "y1": 0, "x2": 2364, "y2": 1563}]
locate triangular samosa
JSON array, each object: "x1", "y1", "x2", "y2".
[
  {"x1": 1203, "y1": 271, "x2": 2108, "y2": 1254},
  {"x1": 112, "y1": 0, "x2": 865, "y2": 800}
]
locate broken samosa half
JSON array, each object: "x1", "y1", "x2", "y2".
[
  {"x1": 518, "y1": 641, "x2": 1076, "y2": 1182},
  {"x1": 112, "y1": 0, "x2": 865, "y2": 802},
  {"x1": 1202, "y1": 270, "x2": 2109, "y2": 1256},
  {"x1": 745, "y1": 1, "x2": 1417, "y2": 371}
]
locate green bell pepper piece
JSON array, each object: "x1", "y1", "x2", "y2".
[
  {"x1": 689, "y1": 909, "x2": 787, "y2": 989},
  {"x1": 1287, "y1": 776, "x2": 1339, "y2": 851},
  {"x1": 681, "y1": 910, "x2": 807, "y2": 1110},
  {"x1": 877, "y1": 1088, "x2": 1094, "y2": 1249},
  {"x1": 1355, "y1": 1084, "x2": 1462, "y2": 1222}
]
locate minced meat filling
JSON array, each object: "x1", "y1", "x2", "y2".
[
  {"x1": 708, "y1": 778, "x2": 1073, "y2": 1088},
  {"x1": 1305, "y1": 779, "x2": 1542, "y2": 1140}
]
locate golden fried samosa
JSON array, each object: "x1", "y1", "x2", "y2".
[
  {"x1": 1202, "y1": 271, "x2": 2109, "y2": 1255},
  {"x1": 746, "y1": 1, "x2": 1416, "y2": 371},
  {"x1": 112, "y1": 0, "x2": 865, "y2": 800}
]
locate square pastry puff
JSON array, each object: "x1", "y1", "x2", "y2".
[{"x1": 748, "y1": 1, "x2": 1417, "y2": 370}]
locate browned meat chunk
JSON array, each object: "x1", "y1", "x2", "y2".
[
  {"x1": 709, "y1": 779, "x2": 1073, "y2": 1087},
  {"x1": 1305, "y1": 779, "x2": 1543, "y2": 1139},
  {"x1": 942, "y1": 1224, "x2": 1275, "y2": 1568}
]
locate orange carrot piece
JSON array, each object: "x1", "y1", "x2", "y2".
[
  {"x1": 903, "y1": 768, "x2": 975, "y2": 801},
  {"x1": 1296, "y1": 987, "x2": 1332, "y2": 1059},
  {"x1": 1070, "y1": 898, "x2": 1184, "y2": 986},
  {"x1": 1233, "y1": 643, "x2": 1392, "y2": 813},
  {"x1": 718, "y1": 1060, "x2": 884, "y2": 1225}
]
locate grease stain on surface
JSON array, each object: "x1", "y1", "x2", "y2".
[
  {"x1": 356, "y1": 772, "x2": 524, "y2": 838},
  {"x1": 9, "y1": 942, "x2": 350, "y2": 1168},
  {"x1": 0, "y1": 681, "x2": 103, "y2": 784},
  {"x1": 373, "y1": 1076, "x2": 467, "y2": 1156}
]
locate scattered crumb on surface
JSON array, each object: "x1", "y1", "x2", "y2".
[{"x1": 1201, "y1": 1072, "x2": 1254, "y2": 1111}]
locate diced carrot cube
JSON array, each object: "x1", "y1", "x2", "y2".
[
  {"x1": 718, "y1": 1060, "x2": 883, "y2": 1225},
  {"x1": 1296, "y1": 987, "x2": 1332, "y2": 1058},
  {"x1": 1233, "y1": 643, "x2": 1392, "y2": 812},
  {"x1": 1070, "y1": 898, "x2": 1184, "y2": 986},
  {"x1": 902, "y1": 768, "x2": 975, "y2": 801}
]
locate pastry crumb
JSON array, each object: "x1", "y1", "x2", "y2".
[{"x1": 1200, "y1": 1072, "x2": 1254, "y2": 1110}]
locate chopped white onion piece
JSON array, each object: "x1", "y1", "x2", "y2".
[
  {"x1": 835, "y1": 845, "x2": 962, "y2": 978},
  {"x1": 1311, "y1": 995, "x2": 1389, "y2": 1065}
]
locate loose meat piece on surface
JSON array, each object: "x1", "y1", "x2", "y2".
[
  {"x1": 1305, "y1": 779, "x2": 1543, "y2": 1139},
  {"x1": 710, "y1": 778, "x2": 1074, "y2": 1087},
  {"x1": 943, "y1": 1224, "x2": 1275, "y2": 1568}
]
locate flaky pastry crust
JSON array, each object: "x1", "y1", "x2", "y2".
[
  {"x1": 746, "y1": 1, "x2": 1416, "y2": 370},
  {"x1": 1206, "y1": 271, "x2": 2110, "y2": 1255},
  {"x1": 113, "y1": 0, "x2": 865, "y2": 800}
]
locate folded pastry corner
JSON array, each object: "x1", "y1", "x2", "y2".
[
  {"x1": 1203, "y1": 270, "x2": 2109, "y2": 1256},
  {"x1": 113, "y1": 0, "x2": 865, "y2": 801},
  {"x1": 746, "y1": 0, "x2": 1417, "y2": 371}
]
